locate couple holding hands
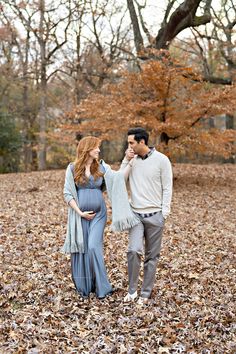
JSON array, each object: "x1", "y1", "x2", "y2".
[{"x1": 62, "y1": 127, "x2": 173, "y2": 304}]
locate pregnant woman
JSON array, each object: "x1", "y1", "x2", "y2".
[{"x1": 62, "y1": 136, "x2": 113, "y2": 299}]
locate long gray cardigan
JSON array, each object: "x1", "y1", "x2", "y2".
[{"x1": 61, "y1": 161, "x2": 139, "y2": 254}]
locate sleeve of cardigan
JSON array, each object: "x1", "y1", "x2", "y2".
[
  {"x1": 119, "y1": 157, "x2": 134, "y2": 181},
  {"x1": 63, "y1": 164, "x2": 75, "y2": 205},
  {"x1": 120, "y1": 157, "x2": 129, "y2": 170},
  {"x1": 100, "y1": 159, "x2": 110, "y2": 172}
]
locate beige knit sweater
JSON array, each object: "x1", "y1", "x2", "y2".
[{"x1": 120, "y1": 150, "x2": 173, "y2": 219}]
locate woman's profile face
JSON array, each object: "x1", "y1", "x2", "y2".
[{"x1": 89, "y1": 145, "x2": 100, "y2": 160}]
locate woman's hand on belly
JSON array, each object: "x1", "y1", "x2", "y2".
[{"x1": 81, "y1": 210, "x2": 96, "y2": 220}]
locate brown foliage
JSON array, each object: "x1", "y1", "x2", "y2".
[
  {"x1": 68, "y1": 55, "x2": 236, "y2": 159},
  {"x1": 0, "y1": 164, "x2": 235, "y2": 352}
]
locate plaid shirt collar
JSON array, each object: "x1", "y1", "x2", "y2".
[{"x1": 137, "y1": 147, "x2": 155, "y2": 160}]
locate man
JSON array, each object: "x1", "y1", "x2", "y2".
[{"x1": 120, "y1": 127, "x2": 173, "y2": 304}]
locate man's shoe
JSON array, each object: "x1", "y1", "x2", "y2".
[
  {"x1": 137, "y1": 297, "x2": 149, "y2": 305},
  {"x1": 124, "y1": 291, "x2": 138, "y2": 302}
]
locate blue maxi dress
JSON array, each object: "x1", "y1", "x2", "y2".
[{"x1": 71, "y1": 165, "x2": 113, "y2": 298}]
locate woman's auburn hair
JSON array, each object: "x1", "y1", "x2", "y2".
[{"x1": 74, "y1": 136, "x2": 103, "y2": 185}]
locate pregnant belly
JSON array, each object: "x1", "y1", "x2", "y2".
[{"x1": 78, "y1": 189, "x2": 104, "y2": 213}]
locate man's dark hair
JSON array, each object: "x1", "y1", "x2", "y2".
[{"x1": 127, "y1": 127, "x2": 149, "y2": 145}]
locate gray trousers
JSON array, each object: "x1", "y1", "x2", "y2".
[{"x1": 127, "y1": 211, "x2": 165, "y2": 298}]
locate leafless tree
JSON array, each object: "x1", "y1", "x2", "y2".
[
  {"x1": 172, "y1": 0, "x2": 236, "y2": 84},
  {"x1": 58, "y1": 0, "x2": 133, "y2": 104},
  {"x1": 1, "y1": 0, "x2": 73, "y2": 169},
  {"x1": 127, "y1": 0, "x2": 212, "y2": 54}
]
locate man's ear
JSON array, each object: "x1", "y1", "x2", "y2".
[{"x1": 140, "y1": 139, "x2": 145, "y2": 145}]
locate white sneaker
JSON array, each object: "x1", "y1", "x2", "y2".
[
  {"x1": 137, "y1": 297, "x2": 149, "y2": 305},
  {"x1": 124, "y1": 291, "x2": 138, "y2": 302}
]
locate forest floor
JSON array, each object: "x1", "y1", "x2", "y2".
[{"x1": 0, "y1": 164, "x2": 235, "y2": 353}]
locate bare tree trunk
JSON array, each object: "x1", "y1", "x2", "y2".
[
  {"x1": 75, "y1": 34, "x2": 83, "y2": 105},
  {"x1": 22, "y1": 25, "x2": 33, "y2": 171},
  {"x1": 227, "y1": 58, "x2": 236, "y2": 84},
  {"x1": 155, "y1": 0, "x2": 207, "y2": 49},
  {"x1": 38, "y1": 68, "x2": 47, "y2": 170},
  {"x1": 38, "y1": 0, "x2": 47, "y2": 170},
  {"x1": 126, "y1": 0, "x2": 143, "y2": 53}
]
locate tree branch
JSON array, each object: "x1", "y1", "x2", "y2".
[
  {"x1": 126, "y1": 0, "x2": 144, "y2": 53},
  {"x1": 134, "y1": 0, "x2": 153, "y2": 44},
  {"x1": 155, "y1": 0, "x2": 211, "y2": 49}
]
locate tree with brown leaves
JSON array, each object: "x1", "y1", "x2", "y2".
[{"x1": 68, "y1": 53, "x2": 236, "y2": 160}]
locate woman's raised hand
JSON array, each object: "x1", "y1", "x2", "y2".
[{"x1": 125, "y1": 148, "x2": 135, "y2": 160}]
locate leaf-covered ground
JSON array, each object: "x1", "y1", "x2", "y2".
[{"x1": 0, "y1": 164, "x2": 235, "y2": 353}]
